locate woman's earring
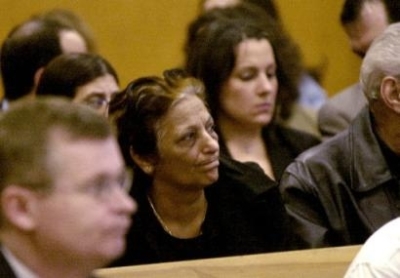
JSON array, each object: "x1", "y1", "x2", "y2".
[{"x1": 144, "y1": 165, "x2": 153, "y2": 175}]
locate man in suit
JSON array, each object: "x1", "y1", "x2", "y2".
[
  {"x1": 281, "y1": 22, "x2": 400, "y2": 248},
  {"x1": 318, "y1": 0, "x2": 400, "y2": 140},
  {"x1": 0, "y1": 97, "x2": 136, "y2": 277}
]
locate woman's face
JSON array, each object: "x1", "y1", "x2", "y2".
[
  {"x1": 152, "y1": 95, "x2": 220, "y2": 191},
  {"x1": 73, "y1": 74, "x2": 119, "y2": 117},
  {"x1": 219, "y1": 38, "x2": 278, "y2": 128}
]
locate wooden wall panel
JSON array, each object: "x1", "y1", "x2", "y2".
[
  {"x1": 0, "y1": 0, "x2": 359, "y2": 98},
  {"x1": 277, "y1": 0, "x2": 361, "y2": 95}
]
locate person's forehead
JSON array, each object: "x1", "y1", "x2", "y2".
[
  {"x1": 46, "y1": 129, "x2": 122, "y2": 180},
  {"x1": 234, "y1": 38, "x2": 275, "y2": 65},
  {"x1": 77, "y1": 74, "x2": 119, "y2": 93},
  {"x1": 162, "y1": 96, "x2": 209, "y2": 129},
  {"x1": 73, "y1": 74, "x2": 119, "y2": 104}
]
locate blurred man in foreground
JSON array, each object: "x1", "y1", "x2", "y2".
[{"x1": 0, "y1": 97, "x2": 136, "y2": 277}]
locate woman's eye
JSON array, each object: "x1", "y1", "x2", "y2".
[
  {"x1": 83, "y1": 96, "x2": 107, "y2": 109},
  {"x1": 206, "y1": 123, "x2": 216, "y2": 133},
  {"x1": 85, "y1": 180, "x2": 109, "y2": 197},
  {"x1": 210, "y1": 129, "x2": 218, "y2": 139},
  {"x1": 239, "y1": 71, "x2": 255, "y2": 81},
  {"x1": 181, "y1": 132, "x2": 196, "y2": 142},
  {"x1": 266, "y1": 71, "x2": 276, "y2": 79}
]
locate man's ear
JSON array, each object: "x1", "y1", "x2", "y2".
[
  {"x1": 380, "y1": 76, "x2": 400, "y2": 114},
  {"x1": 32, "y1": 67, "x2": 45, "y2": 96},
  {"x1": 129, "y1": 147, "x2": 155, "y2": 175},
  {"x1": 1, "y1": 185, "x2": 37, "y2": 232},
  {"x1": 33, "y1": 67, "x2": 44, "y2": 87}
]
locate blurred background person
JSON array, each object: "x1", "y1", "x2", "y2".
[
  {"x1": 318, "y1": 0, "x2": 400, "y2": 140},
  {"x1": 0, "y1": 97, "x2": 136, "y2": 277},
  {"x1": 0, "y1": 16, "x2": 88, "y2": 111},
  {"x1": 32, "y1": 8, "x2": 98, "y2": 53},
  {"x1": 185, "y1": 4, "x2": 320, "y2": 181},
  {"x1": 36, "y1": 52, "x2": 119, "y2": 117}
]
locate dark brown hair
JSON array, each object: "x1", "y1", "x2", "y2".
[
  {"x1": 110, "y1": 68, "x2": 205, "y2": 167},
  {"x1": 36, "y1": 52, "x2": 118, "y2": 98},
  {"x1": 185, "y1": 3, "x2": 303, "y2": 121}
]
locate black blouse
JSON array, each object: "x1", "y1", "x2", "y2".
[
  {"x1": 219, "y1": 124, "x2": 321, "y2": 181},
  {"x1": 111, "y1": 156, "x2": 290, "y2": 266}
]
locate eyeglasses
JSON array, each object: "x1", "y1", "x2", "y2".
[
  {"x1": 77, "y1": 169, "x2": 133, "y2": 201},
  {"x1": 43, "y1": 169, "x2": 133, "y2": 202},
  {"x1": 22, "y1": 169, "x2": 133, "y2": 203},
  {"x1": 82, "y1": 95, "x2": 112, "y2": 111}
]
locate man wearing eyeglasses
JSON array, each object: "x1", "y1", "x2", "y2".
[{"x1": 0, "y1": 97, "x2": 136, "y2": 278}]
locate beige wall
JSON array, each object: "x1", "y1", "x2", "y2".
[
  {"x1": 0, "y1": 0, "x2": 359, "y2": 98},
  {"x1": 277, "y1": 1, "x2": 361, "y2": 96}
]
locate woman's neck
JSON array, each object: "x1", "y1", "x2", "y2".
[
  {"x1": 148, "y1": 184, "x2": 207, "y2": 239},
  {"x1": 218, "y1": 116, "x2": 262, "y2": 141},
  {"x1": 218, "y1": 119, "x2": 275, "y2": 179}
]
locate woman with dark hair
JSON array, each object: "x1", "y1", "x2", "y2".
[
  {"x1": 185, "y1": 4, "x2": 320, "y2": 181},
  {"x1": 198, "y1": 0, "x2": 327, "y2": 135},
  {"x1": 36, "y1": 53, "x2": 119, "y2": 117},
  {"x1": 109, "y1": 69, "x2": 290, "y2": 266}
]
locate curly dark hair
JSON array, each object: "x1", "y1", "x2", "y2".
[{"x1": 184, "y1": 3, "x2": 303, "y2": 121}]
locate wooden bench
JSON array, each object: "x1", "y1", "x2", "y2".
[{"x1": 94, "y1": 245, "x2": 361, "y2": 278}]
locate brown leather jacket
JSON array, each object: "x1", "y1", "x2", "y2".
[{"x1": 280, "y1": 107, "x2": 400, "y2": 248}]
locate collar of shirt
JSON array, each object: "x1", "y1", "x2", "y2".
[
  {"x1": 376, "y1": 134, "x2": 400, "y2": 179},
  {"x1": 1, "y1": 246, "x2": 38, "y2": 278},
  {"x1": 0, "y1": 98, "x2": 8, "y2": 111}
]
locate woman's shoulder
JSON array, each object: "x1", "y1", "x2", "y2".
[
  {"x1": 215, "y1": 156, "x2": 278, "y2": 201},
  {"x1": 266, "y1": 124, "x2": 321, "y2": 151},
  {"x1": 210, "y1": 156, "x2": 290, "y2": 252}
]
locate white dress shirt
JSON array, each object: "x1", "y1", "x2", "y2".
[
  {"x1": 344, "y1": 217, "x2": 400, "y2": 277},
  {"x1": 1, "y1": 246, "x2": 37, "y2": 278}
]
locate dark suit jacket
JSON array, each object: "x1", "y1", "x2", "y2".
[
  {"x1": 0, "y1": 250, "x2": 17, "y2": 278},
  {"x1": 0, "y1": 247, "x2": 98, "y2": 278}
]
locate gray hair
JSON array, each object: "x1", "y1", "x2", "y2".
[{"x1": 360, "y1": 22, "x2": 400, "y2": 101}]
